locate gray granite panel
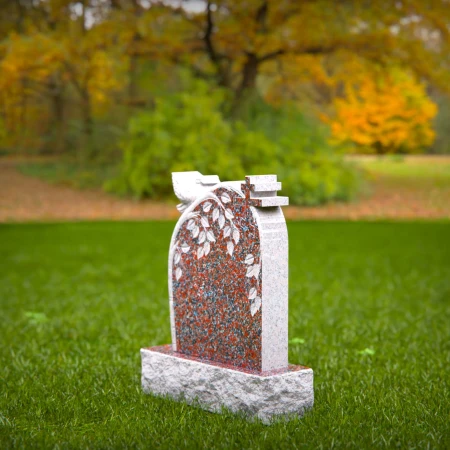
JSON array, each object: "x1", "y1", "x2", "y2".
[{"x1": 141, "y1": 348, "x2": 313, "y2": 424}]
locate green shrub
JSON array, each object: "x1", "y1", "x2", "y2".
[
  {"x1": 243, "y1": 101, "x2": 362, "y2": 205},
  {"x1": 107, "y1": 87, "x2": 362, "y2": 205}
]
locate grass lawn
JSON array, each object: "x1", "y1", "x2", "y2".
[
  {"x1": 1, "y1": 221, "x2": 449, "y2": 448},
  {"x1": 354, "y1": 155, "x2": 450, "y2": 186}
]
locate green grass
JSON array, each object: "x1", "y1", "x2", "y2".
[
  {"x1": 1, "y1": 221, "x2": 449, "y2": 448},
  {"x1": 353, "y1": 155, "x2": 450, "y2": 185}
]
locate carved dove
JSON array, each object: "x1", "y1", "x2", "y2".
[{"x1": 172, "y1": 172, "x2": 220, "y2": 213}]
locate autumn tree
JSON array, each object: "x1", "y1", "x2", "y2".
[
  {"x1": 169, "y1": 0, "x2": 449, "y2": 113},
  {"x1": 0, "y1": 0, "x2": 123, "y2": 157},
  {"x1": 326, "y1": 67, "x2": 437, "y2": 154},
  {"x1": 0, "y1": 32, "x2": 62, "y2": 151}
]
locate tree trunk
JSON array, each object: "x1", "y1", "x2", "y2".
[
  {"x1": 231, "y1": 53, "x2": 260, "y2": 117},
  {"x1": 80, "y1": 91, "x2": 94, "y2": 163},
  {"x1": 49, "y1": 77, "x2": 66, "y2": 154},
  {"x1": 128, "y1": 51, "x2": 139, "y2": 103}
]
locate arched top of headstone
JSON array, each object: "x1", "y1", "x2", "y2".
[{"x1": 169, "y1": 172, "x2": 289, "y2": 372}]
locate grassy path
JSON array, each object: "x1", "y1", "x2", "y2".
[
  {"x1": 1, "y1": 221, "x2": 449, "y2": 448},
  {"x1": 1, "y1": 156, "x2": 450, "y2": 221}
]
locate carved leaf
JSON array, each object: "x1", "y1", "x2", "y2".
[
  {"x1": 175, "y1": 267, "x2": 182, "y2": 281},
  {"x1": 223, "y1": 225, "x2": 231, "y2": 238},
  {"x1": 221, "y1": 192, "x2": 231, "y2": 203},
  {"x1": 225, "y1": 208, "x2": 234, "y2": 220},
  {"x1": 232, "y1": 227, "x2": 240, "y2": 244},
  {"x1": 181, "y1": 243, "x2": 190, "y2": 253},
  {"x1": 186, "y1": 219, "x2": 195, "y2": 231},
  {"x1": 201, "y1": 216, "x2": 210, "y2": 228},
  {"x1": 248, "y1": 287, "x2": 257, "y2": 300},
  {"x1": 206, "y1": 230, "x2": 215, "y2": 242},
  {"x1": 203, "y1": 202, "x2": 212, "y2": 212},
  {"x1": 252, "y1": 263, "x2": 261, "y2": 279},
  {"x1": 192, "y1": 226, "x2": 200, "y2": 238},
  {"x1": 212, "y1": 208, "x2": 220, "y2": 222},
  {"x1": 204, "y1": 241, "x2": 211, "y2": 256},
  {"x1": 218, "y1": 213, "x2": 225, "y2": 229},
  {"x1": 246, "y1": 263, "x2": 260, "y2": 278},
  {"x1": 251, "y1": 296, "x2": 262, "y2": 316},
  {"x1": 198, "y1": 231, "x2": 206, "y2": 244},
  {"x1": 244, "y1": 254, "x2": 254, "y2": 265},
  {"x1": 227, "y1": 241, "x2": 234, "y2": 256},
  {"x1": 174, "y1": 252, "x2": 181, "y2": 264},
  {"x1": 197, "y1": 246, "x2": 204, "y2": 259}
]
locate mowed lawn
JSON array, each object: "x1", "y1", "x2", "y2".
[
  {"x1": 1, "y1": 221, "x2": 449, "y2": 448},
  {"x1": 357, "y1": 155, "x2": 450, "y2": 212}
]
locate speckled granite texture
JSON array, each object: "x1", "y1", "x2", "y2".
[
  {"x1": 168, "y1": 175, "x2": 289, "y2": 372},
  {"x1": 141, "y1": 347, "x2": 314, "y2": 424}
]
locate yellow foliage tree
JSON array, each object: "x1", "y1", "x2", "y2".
[
  {"x1": 0, "y1": 1, "x2": 124, "y2": 156},
  {"x1": 0, "y1": 32, "x2": 62, "y2": 151},
  {"x1": 326, "y1": 68, "x2": 437, "y2": 154}
]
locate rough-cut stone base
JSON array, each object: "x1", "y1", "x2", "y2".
[{"x1": 141, "y1": 346, "x2": 314, "y2": 424}]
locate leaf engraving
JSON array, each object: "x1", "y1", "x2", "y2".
[
  {"x1": 224, "y1": 208, "x2": 234, "y2": 220},
  {"x1": 198, "y1": 231, "x2": 206, "y2": 244},
  {"x1": 180, "y1": 243, "x2": 190, "y2": 253},
  {"x1": 223, "y1": 226, "x2": 231, "y2": 238},
  {"x1": 192, "y1": 225, "x2": 200, "y2": 238},
  {"x1": 212, "y1": 208, "x2": 220, "y2": 222},
  {"x1": 227, "y1": 241, "x2": 234, "y2": 256},
  {"x1": 218, "y1": 213, "x2": 225, "y2": 229},
  {"x1": 200, "y1": 216, "x2": 210, "y2": 228},
  {"x1": 186, "y1": 219, "x2": 195, "y2": 230},
  {"x1": 248, "y1": 287, "x2": 257, "y2": 300},
  {"x1": 197, "y1": 246, "x2": 204, "y2": 259},
  {"x1": 204, "y1": 241, "x2": 211, "y2": 256},
  {"x1": 244, "y1": 254, "x2": 254, "y2": 265},
  {"x1": 232, "y1": 228, "x2": 240, "y2": 244},
  {"x1": 251, "y1": 296, "x2": 262, "y2": 316},
  {"x1": 206, "y1": 230, "x2": 215, "y2": 242},
  {"x1": 174, "y1": 252, "x2": 181, "y2": 264},
  {"x1": 175, "y1": 267, "x2": 182, "y2": 281},
  {"x1": 221, "y1": 192, "x2": 231, "y2": 203},
  {"x1": 246, "y1": 264, "x2": 260, "y2": 278},
  {"x1": 203, "y1": 202, "x2": 212, "y2": 212}
]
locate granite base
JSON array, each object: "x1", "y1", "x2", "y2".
[{"x1": 141, "y1": 346, "x2": 314, "y2": 424}]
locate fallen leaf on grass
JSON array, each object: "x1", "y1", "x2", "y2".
[
  {"x1": 357, "y1": 347, "x2": 375, "y2": 356},
  {"x1": 289, "y1": 337, "x2": 305, "y2": 345},
  {"x1": 24, "y1": 311, "x2": 49, "y2": 325}
]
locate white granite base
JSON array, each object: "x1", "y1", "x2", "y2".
[{"x1": 141, "y1": 347, "x2": 314, "y2": 424}]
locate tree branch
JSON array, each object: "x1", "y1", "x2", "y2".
[
  {"x1": 202, "y1": 0, "x2": 232, "y2": 87},
  {"x1": 255, "y1": 1, "x2": 268, "y2": 33},
  {"x1": 258, "y1": 49, "x2": 285, "y2": 63},
  {"x1": 204, "y1": 0, "x2": 221, "y2": 66}
]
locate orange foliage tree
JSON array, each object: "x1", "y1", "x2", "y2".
[{"x1": 326, "y1": 68, "x2": 437, "y2": 154}]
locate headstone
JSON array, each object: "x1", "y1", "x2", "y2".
[{"x1": 141, "y1": 172, "x2": 314, "y2": 423}]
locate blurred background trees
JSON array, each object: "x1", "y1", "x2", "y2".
[{"x1": 0, "y1": 0, "x2": 449, "y2": 204}]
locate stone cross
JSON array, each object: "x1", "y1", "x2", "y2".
[{"x1": 141, "y1": 172, "x2": 313, "y2": 423}]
